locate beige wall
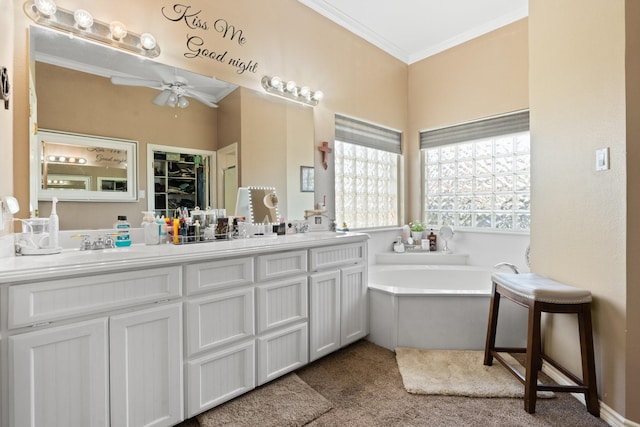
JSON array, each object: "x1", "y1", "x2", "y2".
[
  {"x1": 407, "y1": 19, "x2": 529, "y2": 219},
  {"x1": 530, "y1": 0, "x2": 630, "y2": 419}
]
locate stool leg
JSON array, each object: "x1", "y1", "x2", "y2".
[
  {"x1": 484, "y1": 283, "x2": 501, "y2": 366},
  {"x1": 579, "y1": 303, "x2": 600, "y2": 417},
  {"x1": 524, "y1": 303, "x2": 542, "y2": 414}
]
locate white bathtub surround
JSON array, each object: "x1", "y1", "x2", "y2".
[
  {"x1": 368, "y1": 264, "x2": 527, "y2": 351},
  {"x1": 375, "y1": 252, "x2": 469, "y2": 265}
]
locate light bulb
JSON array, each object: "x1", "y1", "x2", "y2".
[
  {"x1": 47, "y1": 155, "x2": 56, "y2": 162},
  {"x1": 73, "y1": 9, "x2": 93, "y2": 29},
  {"x1": 78, "y1": 158, "x2": 87, "y2": 164},
  {"x1": 58, "y1": 156, "x2": 66, "y2": 162},
  {"x1": 140, "y1": 33, "x2": 157, "y2": 50},
  {"x1": 285, "y1": 81, "x2": 297, "y2": 93},
  {"x1": 270, "y1": 76, "x2": 282, "y2": 89},
  {"x1": 34, "y1": 0, "x2": 56, "y2": 16},
  {"x1": 312, "y1": 90, "x2": 324, "y2": 101},
  {"x1": 109, "y1": 21, "x2": 128, "y2": 40},
  {"x1": 299, "y1": 86, "x2": 310, "y2": 98}
]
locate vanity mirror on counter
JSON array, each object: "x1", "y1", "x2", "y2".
[{"x1": 27, "y1": 25, "x2": 314, "y2": 229}]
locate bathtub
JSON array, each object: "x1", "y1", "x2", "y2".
[{"x1": 368, "y1": 264, "x2": 528, "y2": 351}]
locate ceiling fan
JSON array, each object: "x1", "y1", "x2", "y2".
[{"x1": 110, "y1": 74, "x2": 222, "y2": 108}]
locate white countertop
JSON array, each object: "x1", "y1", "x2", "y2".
[{"x1": 0, "y1": 232, "x2": 368, "y2": 283}]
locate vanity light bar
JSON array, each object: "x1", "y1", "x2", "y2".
[
  {"x1": 46, "y1": 155, "x2": 87, "y2": 164},
  {"x1": 261, "y1": 76, "x2": 323, "y2": 107},
  {"x1": 23, "y1": 0, "x2": 161, "y2": 58}
]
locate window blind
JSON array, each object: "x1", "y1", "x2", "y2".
[
  {"x1": 335, "y1": 114, "x2": 402, "y2": 154},
  {"x1": 420, "y1": 110, "x2": 529, "y2": 149}
]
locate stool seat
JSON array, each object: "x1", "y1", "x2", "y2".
[{"x1": 492, "y1": 273, "x2": 592, "y2": 304}]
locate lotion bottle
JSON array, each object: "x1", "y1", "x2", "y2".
[{"x1": 49, "y1": 197, "x2": 59, "y2": 249}]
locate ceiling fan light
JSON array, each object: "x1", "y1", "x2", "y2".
[
  {"x1": 167, "y1": 93, "x2": 178, "y2": 107},
  {"x1": 152, "y1": 89, "x2": 172, "y2": 106},
  {"x1": 34, "y1": 0, "x2": 56, "y2": 16},
  {"x1": 109, "y1": 21, "x2": 128, "y2": 41},
  {"x1": 177, "y1": 96, "x2": 190, "y2": 109},
  {"x1": 140, "y1": 33, "x2": 157, "y2": 50},
  {"x1": 73, "y1": 9, "x2": 93, "y2": 29}
]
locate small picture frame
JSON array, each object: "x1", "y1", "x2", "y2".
[{"x1": 300, "y1": 166, "x2": 314, "y2": 192}]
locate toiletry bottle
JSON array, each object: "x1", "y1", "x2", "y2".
[
  {"x1": 142, "y1": 211, "x2": 159, "y2": 245},
  {"x1": 49, "y1": 196, "x2": 59, "y2": 249},
  {"x1": 157, "y1": 215, "x2": 168, "y2": 243},
  {"x1": 393, "y1": 236, "x2": 405, "y2": 253},
  {"x1": 428, "y1": 229, "x2": 437, "y2": 252},
  {"x1": 114, "y1": 215, "x2": 131, "y2": 247}
]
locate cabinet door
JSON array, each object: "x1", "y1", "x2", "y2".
[
  {"x1": 340, "y1": 264, "x2": 368, "y2": 345},
  {"x1": 185, "y1": 340, "x2": 255, "y2": 417},
  {"x1": 185, "y1": 287, "x2": 254, "y2": 356},
  {"x1": 309, "y1": 270, "x2": 341, "y2": 362},
  {"x1": 110, "y1": 303, "x2": 183, "y2": 427},
  {"x1": 257, "y1": 323, "x2": 308, "y2": 385},
  {"x1": 10, "y1": 318, "x2": 109, "y2": 427},
  {"x1": 256, "y1": 276, "x2": 308, "y2": 334}
]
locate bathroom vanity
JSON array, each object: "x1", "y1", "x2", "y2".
[{"x1": 0, "y1": 232, "x2": 368, "y2": 427}]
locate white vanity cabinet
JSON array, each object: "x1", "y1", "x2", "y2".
[
  {"x1": 0, "y1": 232, "x2": 369, "y2": 427},
  {"x1": 6, "y1": 266, "x2": 184, "y2": 427},
  {"x1": 309, "y1": 243, "x2": 368, "y2": 362}
]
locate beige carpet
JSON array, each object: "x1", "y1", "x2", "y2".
[
  {"x1": 196, "y1": 373, "x2": 332, "y2": 427},
  {"x1": 395, "y1": 347, "x2": 555, "y2": 399}
]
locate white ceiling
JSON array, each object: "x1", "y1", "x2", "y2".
[{"x1": 298, "y1": 0, "x2": 528, "y2": 64}]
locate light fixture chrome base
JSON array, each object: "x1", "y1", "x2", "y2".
[
  {"x1": 261, "y1": 76, "x2": 323, "y2": 107},
  {"x1": 24, "y1": 1, "x2": 161, "y2": 58}
]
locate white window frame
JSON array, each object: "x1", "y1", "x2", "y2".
[
  {"x1": 420, "y1": 111, "x2": 530, "y2": 233},
  {"x1": 334, "y1": 114, "x2": 402, "y2": 229}
]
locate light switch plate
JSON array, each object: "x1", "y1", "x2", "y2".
[{"x1": 595, "y1": 147, "x2": 609, "y2": 171}]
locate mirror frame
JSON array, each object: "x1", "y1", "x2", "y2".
[{"x1": 33, "y1": 129, "x2": 138, "y2": 202}]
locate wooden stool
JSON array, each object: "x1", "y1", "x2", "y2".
[{"x1": 483, "y1": 272, "x2": 599, "y2": 417}]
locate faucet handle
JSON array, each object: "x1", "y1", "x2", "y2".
[{"x1": 80, "y1": 234, "x2": 92, "y2": 251}]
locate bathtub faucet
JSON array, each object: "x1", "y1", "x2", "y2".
[{"x1": 493, "y1": 262, "x2": 520, "y2": 274}]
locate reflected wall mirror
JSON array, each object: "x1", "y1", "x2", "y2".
[
  {"x1": 28, "y1": 25, "x2": 314, "y2": 229},
  {"x1": 36, "y1": 129, "x2": 137, "y2": 201}
]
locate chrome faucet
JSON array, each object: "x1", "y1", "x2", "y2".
[{"x1": 493, "y1": 262, "x2": 520, "y2": 274}]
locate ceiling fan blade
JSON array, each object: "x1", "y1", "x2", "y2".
[
  {"x1": 152, "y1": 89, "x2": 172, "y2": 106},
  {"x1": 110, "y1": 75, "x2": 164, "y2": 89},
  {"x1": 184, "y1": 90, "x2": 219, "y2": 108}
]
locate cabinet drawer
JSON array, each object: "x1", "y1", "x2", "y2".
[
  {"x1": 256, "y1": 277, "x2": 308, "y2": 334},
  {"x1": 186, "y1": 340, "x2": 255, "y2": 417},
  {"x1": 185, "y1": 288, "x2": 254, "y2": 356},
  {"x1": 257, "y1": 322, "x2": 308, "y2": 385},
  {"x1": 256, "y1": 250, "x2": 307, "y2": 282},
  {"x1": 185, "y1": 257, "x2": 254, "y2": 295},
  {"x1": 9, "y1": 266, "x2": 182, "y2": 329},
  {"x1": 309, "y1": 242, "x2": 366, "y2": 271}
]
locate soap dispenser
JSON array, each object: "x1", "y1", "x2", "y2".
[{"x1": 141, "y1": 211, "x2": 160, "y2": 245}]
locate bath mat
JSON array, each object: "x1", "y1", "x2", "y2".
[
  {"x1": 196, "y1": 373, "x2": 332, "y2": 427},
  {"x1": 395, "y1": 347, "x2": 555, "y2": 399}
]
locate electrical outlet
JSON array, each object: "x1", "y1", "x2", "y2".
[{"x1": 595, "y1": 147, "x2": 609, "y2": 171}]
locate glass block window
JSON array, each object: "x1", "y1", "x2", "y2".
[
  {"x1": 334, "y1": 114, "x2": 401, "y2": 229},
  {"x1": 420, "y1": 111, "x2": 530, "y2": 232}
]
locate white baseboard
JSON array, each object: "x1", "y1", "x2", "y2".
[{"x1": 542, "y1": 361, "x2": 640, "y2": 427}]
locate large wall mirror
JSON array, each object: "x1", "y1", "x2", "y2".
[{"x1": 28, "y1": 25, "x2": 314, "y2": 229}]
